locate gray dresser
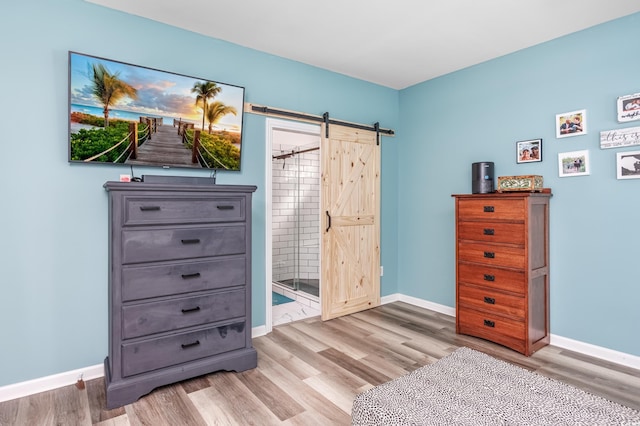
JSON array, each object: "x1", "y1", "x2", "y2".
[{"x1": 103, "y1": 181, "x2": 257, "y2": 409}]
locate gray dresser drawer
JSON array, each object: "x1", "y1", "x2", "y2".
[
  {"x1": 122, "y1": 225, "x2": 245, "y2": 264},
  {"x1": 122, "y1": 289, "x2": 246, "y2": 339},
  {"x1": 121, "y1": 257, "x2": 246, "y2": 301},
  {"x1": 121, "y1": 321, "x2": 246, "y2": 377},
  {"x1": 123, "y1": 196, "x2": 245, "y2": 226}
]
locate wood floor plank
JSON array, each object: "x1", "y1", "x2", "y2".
[
  {"x1": 86, "y1": 378, "x2": 126, "y2": 423},
  {"x1": 12, "y1": 390, "x2": 55, "y2": 425},
  {"x1": 203, "y1": 371, "x2": 283, "y2": 425},
  {"x1": 2, "y1": 302, "x2": 639, "y2": 425},
  {"x1": 236, "y1": 368, "x2": 306, "y2": 421},
  {"x1": 288, "y1": 320, "x2": 370, "y2": 360},
  {"x1": 188, "y1": 385, "x2": 242, "y2": 426},
  {"x1": 318, "y1": 347, "x2": 392, "y2": 386},
  {"x1": 0, "y1": 398, "x2": 19, "y2": 425},
  {"x1": 257, "y1": 350, "x2": 351, "y2": 425},
  {"x1": 124, "y1": 384, "x2": 206, "y2": 426},
  {"x1": 253, "y1": 334, "x2": 321, "y2": 380}
]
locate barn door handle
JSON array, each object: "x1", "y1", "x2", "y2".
[{"x1": 325, "y1": 211, "x2": 331, "y2": 232}]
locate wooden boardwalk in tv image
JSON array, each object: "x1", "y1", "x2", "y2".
[{"x1": 126, "y1": 120, "x2": 201, "y2": 168}]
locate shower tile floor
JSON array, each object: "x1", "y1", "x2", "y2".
[{"x1": 272, "y1": 283, "x2": 320, "y2": 326}]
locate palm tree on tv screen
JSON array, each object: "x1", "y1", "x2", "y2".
[
  {"x1": 192, "y1": 81, "x2": 221, "y2": 131},
  {"x1": 90, "y1": 63, "x2": 137, "y2": 127},
  {"x1": 205, "y1": 101, "x2": 237, "y2": 134}
]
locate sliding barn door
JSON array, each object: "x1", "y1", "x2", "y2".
[{"x1": 321, "y1": 123, "x2": 380, "y2": 320}]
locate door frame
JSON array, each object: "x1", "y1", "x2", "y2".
[{"x1": 264, "y1": 118, "x2": 321, "y2": 333}]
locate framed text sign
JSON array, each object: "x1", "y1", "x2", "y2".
[{"x1": 600, "y1": 126, "x2": 640, "y2": 149}]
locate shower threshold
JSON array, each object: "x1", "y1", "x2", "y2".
[{"x1": 274, "y1": 278, "x2": 319, "y2": 298}]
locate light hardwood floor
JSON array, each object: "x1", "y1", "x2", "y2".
[{"x1": 1, "y1": 302, "x2": 639, "y2": 425}]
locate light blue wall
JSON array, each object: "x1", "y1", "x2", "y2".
[
  {"x1": 0, "y1": 0, "x2": 398, "y2": 386},
  {"x1": 398, "y1": 13, "x2": 640, "y2": 356}
]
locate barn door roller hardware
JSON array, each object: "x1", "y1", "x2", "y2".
[{"x1": 249, "y1": 104, "x2": 394, "y2": 142}]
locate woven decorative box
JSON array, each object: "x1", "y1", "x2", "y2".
[{"x1": 497, "y1": 175, "x2": 543, "y2": 192}]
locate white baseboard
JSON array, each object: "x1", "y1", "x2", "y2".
[
  {"x1": 252, "y1": 324, "x2": 268, "y2": 338},
  {"x1": 550, "y1": 334, "x2": 640, "y2": 370},
  {"x1": 2, "y1": 296, "x2": 637, "y2": 403},
  {"x1": 0, "y1": 363, "x2": 104, "y2": 403}
]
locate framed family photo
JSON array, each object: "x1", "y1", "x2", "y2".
[
  {"x1": 556, "y1": 109, "x2": 587, "y2": 138},
  {"x1": 558, "y1": 150, "x2": 590, "y2": 177},
  {"x1": 516, "y1": 138, "x2": 542, "y2": 163},
  {"x1": 617, "y1": 93, "x2": 640, "y2": 123},
  {"x1": 616, "y1": 150, "x2": 640, "y2": 179}
]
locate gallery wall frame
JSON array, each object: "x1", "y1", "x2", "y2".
[
  {"x1": 556, "y1": 109, "x2": 587, "y2": 139},
  {"x1": 558, "y1": 149, "x2": 590, "y2": 177},
  {"x1": 617, "y1": 92, "x2": 640, "y2": 123},
  {"x1": 516, "y1": 138, "x2": 542, "y2": 163},
  {"x1": 600, "y1": 126, "x2": 640, "y2": 149},
  {"x1": 616, "y1": 150, "x2": 640, "y2": 179}
]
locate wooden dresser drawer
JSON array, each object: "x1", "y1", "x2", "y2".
[
  {"x1": 122, "y1": 225, "x2": 245, "y2": 264},
  {"x1": 457, "y1": 262, "x2": 525, "y2": 294},
  {"x1": 457, "y1": 199, "x2": 525, "y2": 221},
  {"x1": 457, "y1": 307, "x2": 525, "y2": 343},
  {"x1": 457, "y1": 283, "x2": 525, "y2": 318},
  {"x1": 121, "y1": 321, "x2": 246, "y2": 377},
  {"x1": 123, "y1": 196, "x2": 245, "y2": 226},
  {"x1": 122, "y1": 257, "x2": 246, "y2": 302},
  {"x1": 122, "y1": 289, "x2": 246, "y2": 339},
  {"x1": 457, "y1": 241, "x2": 525, "y2": 269},
  {"x1": 457, "y1": 222, "x2": 525, "y2": 245}
]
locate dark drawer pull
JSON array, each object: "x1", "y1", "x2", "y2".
[
  {"x1": 181, "y1": 306, "x2": 201, "y2": 314},
  {"x1": 483, "y1": 274, "x2": 495, "y2": 281},
  {"x1": 139, "y1": 206, "x2": 160, "y2": 211},
  {"x1": 483, "y1": 206, "x2": 495, "y2": 213},
  {"x1": 483, "y1": 228, "x2": 495, "y2": 235},
  {"x1": 483, "y1": 251, "x2": 495, "y2": 259},
  {"x1": 181, "y1": 340, "x2": 200, "y2": 349},
  {"x1": 483, "y1": 319, "x2": 495, "y2": 328},
  {"x1": 217, "y1": 205, "x2": 234, "y2": 210},
  {"x1": 181, "y1": 272, "x2": 201, "y2": 279},
  {"x1": 484, "y1": 296, "x2": 496, "y2": 304},
  {"x1": 181, "y1": 238, "x2": 200, "y2": 245}
]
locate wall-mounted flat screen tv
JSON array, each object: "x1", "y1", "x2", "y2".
[{"x1": 68, "y1": 51, "x2": 245, "y2": 171}]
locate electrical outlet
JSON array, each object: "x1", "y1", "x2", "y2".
[{"x1": 380, "y1": 266, "x2": 384, "y2": 276}]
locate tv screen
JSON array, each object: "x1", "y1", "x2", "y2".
[{"x1": 68, "y1": 51, "x2": 245, "y2": 171}]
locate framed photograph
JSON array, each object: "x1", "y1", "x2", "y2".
[
  {"x1": 616, "y1": 150, "x2": 640, "y2": 179},
  {"x1": 556, "y1": 109, "x2": 587, "y2": 138},
  {"x1": 516, "y1": 138, "x2": 542, "y2": 163},
  {"x1": 558, "y1": 150, "x2": 590, "y2": 177},
  {"x1": 617, "y1": 93, "x2": 640, "y2": 123}
]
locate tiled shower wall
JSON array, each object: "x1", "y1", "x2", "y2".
[{"x1": 272, "y1": 145, "x2": 320, "y2": 284}]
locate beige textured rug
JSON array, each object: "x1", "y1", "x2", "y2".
[{"x1": 352, "y1": 347, "x2": 640, "y2": 425}]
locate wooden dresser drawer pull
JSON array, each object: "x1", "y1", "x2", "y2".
[
  {"x1": 181, "y1": 272, "x2": 201, "y2": 279},
  {"x1": 217, "y1": 205, "x2": 234, "y2": 210},
  {"x1": 483, "y1": 251, "x2": 495, "y2": 259},
  {"x1": 483, "y1": 319, "x2": 495, "y2": 328},
  {"x1": 483, "y1": 274, "x2": 495, "y2": 281},
  {"x1": 181, "y1": 238, "x2": 201, "y2": 245},
  {"x1": 483, "y1": 206, "x2": 495, "y2": 213},
  {"x1": 139, "y1": 206, "x2": 161, "y2": 211},
  {"x1": 484, "y1": 296, "x2": 496, "y2": 304},
  {"x1": 483, "y1": 228, "x2": 495, "y2": 235},
  {"x1": 181, "y1": 340, "x2": 200, "y2": 349},
  {"x1": 181, "y1": 306, "x2": 201, "y2": 314}
]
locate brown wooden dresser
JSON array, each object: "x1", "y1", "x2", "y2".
[{"x1": 452, "y1": 191, "x2": 551, "y2": 356}]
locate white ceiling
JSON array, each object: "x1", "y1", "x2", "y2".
[{"x1": 86, "y1": 0, "x2": 640, "y2": 89}]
